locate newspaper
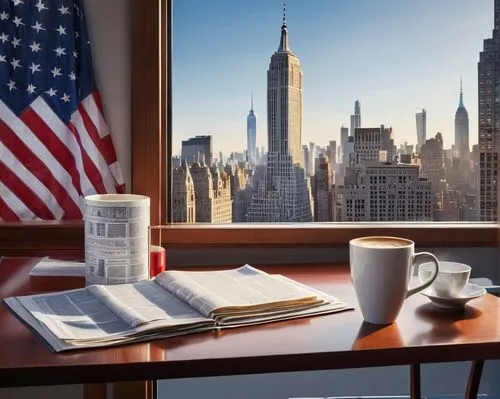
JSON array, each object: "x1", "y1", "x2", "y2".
[
  {"x1": 3, "y1": 265, "x2": 353, "y2": 352},
  {"x1": 29, "y1": 257, "x2": 86, "y2": 277},
  {"x1": 84, "y1": 194, "x2": 150, "y2": 285},
  {"x1": 5, "y1": 280, "x2": 214, "y2": 344},
  {"x1": 153, "y1": 265, "x2": 336, "y2": 320}
]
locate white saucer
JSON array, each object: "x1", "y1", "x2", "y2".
[{"x1": 420, "y1": 283, "x2": 487, "y2": 310}]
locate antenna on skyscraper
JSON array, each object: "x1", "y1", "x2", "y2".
[
  {"x1": 283, "y1": 0, "x2": 286, "y2": 26},
  {"x1": 251, "y1": 91, "x2": 254, "y2": 111}
]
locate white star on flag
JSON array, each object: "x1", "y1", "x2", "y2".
[
  {"x1": 58, "y1": 5, "x2": 70, "y2": 15},
  {"x1": 10, "y1": 58, "x2": 21, "y2": 70},
  {"x1": 11, "y1": 37, "x2": 21, "y2": 48},
  {"x1": 29, "y1": 41, "x2": 41, "y2": 52},
  {"x1": 31, "y1": 21, "x2": 45, "y2": 33},
  {"x1": 0, "y1": 11, "x2": 9, "y2": 20},
  {"x1": 68, "y1": 72, "x2": 76, "y2": 80},
  {"x1": 29, "y1": 62, "x2": 41, "y2": 73},
  {"x1": 26, "y1": 84, "x2": 36, "y2": 94},
  {"x1": 55, "y1": 25, "x2": 66, "y2": 35},
  {"x1": 50, "y1": 67, "x2": 62, "y2": 77},
  {"x1": 12, "y1": 0, "x2": 23, "y2": 6},
  {"x1": 61, "y1": 93, "x2": 70, "y2": 103},
  {"x1": 7, "y1": 80, "x2": 16, "y2": 91},
  {"x1": 0, "y1": 33, "x2": 8, "y2": 43},
  {"x1": 54, "y1": 46, "x2": 66, "y2": 57},
  {"x1": 73, "y1": 51, "x2": 78, "y2": 58},
  {"x1": 0, "y1": 55, "x2": 6, "y2": 63},
  {"x1": 35, "y1": 0, "x2": 47, "y2": 12},
  {"x1": 45, "y1": 87, "x2": 57, "y2": 96},
  {"x1": 12, "y1": 16, "x2": 24, "y2": 27}
]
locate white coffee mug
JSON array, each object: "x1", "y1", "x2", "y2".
[{"x1": 350, "y1": 236, "x2": 440, "y2": 324}]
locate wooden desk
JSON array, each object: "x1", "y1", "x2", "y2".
[{"x1": 1, "y1": 258, "x2": 500, "y2": 398}]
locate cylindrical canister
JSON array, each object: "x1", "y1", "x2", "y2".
[{"x1": 84, "y1": 194, "x2": 150, "y2": 285}]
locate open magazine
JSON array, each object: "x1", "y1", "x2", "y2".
[{"x1": 3, "y1": 265, "x2": 352, "y2": 352}]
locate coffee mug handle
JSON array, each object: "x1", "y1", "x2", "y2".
[{"x1": 406, "y1": 252, "x2": 440, "y2": 298}]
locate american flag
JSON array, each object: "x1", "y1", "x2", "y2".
[{"x1": 0, "y1": 0, "x2": 124, "y2": 221}]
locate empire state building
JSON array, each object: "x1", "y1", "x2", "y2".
[
  {"x1": 454, "y1": 80, "x2": 469, "y2": 175},
  {"x1": 267, "y1": 16, "x2": 303, "y2": 165},
  {"x1": 246, "y1": 11, "x2": 313, "y2": 222}
]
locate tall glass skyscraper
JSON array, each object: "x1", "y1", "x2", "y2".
[
  {"x1": 478, "y1": 0, "x2": 500, "y2": 221},
  {"x1": 246, "y1": 9, "x2": 312, "y2": 222},
  {"x1": 349, "y1": 100, "x2": 361, "y2": 137},
  {"x1": 246, "y1": 94, "x2": 257, "y2": 165},
  {"x1": 416, "y1": 108, "x2": 426, "y2": 153}
]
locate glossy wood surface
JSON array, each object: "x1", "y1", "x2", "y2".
[{"x1": 1, "y1": 258, "x2": 500, "y2": 387}]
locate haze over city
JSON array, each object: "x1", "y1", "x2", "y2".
[{"x1": 173, "y1": 0, "x2": 492, "y2": 156}]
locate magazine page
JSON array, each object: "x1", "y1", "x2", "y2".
[{"x1": 154, "y1": 265, "x2": 325, "y2": 318}]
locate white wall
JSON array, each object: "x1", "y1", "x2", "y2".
[{"x1": 84, "y1": 0, "x2": 131, "y2": 190}]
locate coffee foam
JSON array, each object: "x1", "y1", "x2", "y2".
[{"x1": 353, "y1": 237, "x2": 411, "y2": 248}]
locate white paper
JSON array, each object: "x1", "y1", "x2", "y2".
[
  {"x1": 5, "y1": 280, "x2": 214, "y2": 345},
  {"x1": 84, "y1": 194, "x2": 150, "y2": 285},
  {"x1": 29, "y1": 257, "x2": 85, "y2": 277},
  {"x1": 154, "y1": 265, "x2": 322, "y2": 318}
]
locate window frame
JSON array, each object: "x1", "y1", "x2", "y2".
[{"x1": 0, "y1": 0, "x2": 497, "y2": 257}]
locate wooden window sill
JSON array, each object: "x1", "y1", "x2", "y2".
[{"x1": 0, "y1": 222, "x2": 496, "y2": 256}]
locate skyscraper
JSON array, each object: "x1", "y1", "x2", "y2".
[
  {"x1": 189, "y1": 162, "x2": 232, "y2": 223},
  {"x1": 454, "y1": 79, "x2": 470, "y2": 175},
  {"x1": 313, "y1": 154, "x2": 333, "y2": 221},
  {"x1": 334, "y1": 161, "x2": 432, "y2": 222},
  {"x1": 181, "y1": 135, "x2": 213, "y2": 165},
  {"x1": 340, "y1": 126, "x2": 349, "y2": 163},
  {"x1": 246, "y1": 8, "x2": 312, "y2": 222},
  {"x1": 478, "y1": 0, "x2": 500, "y2": 221},
  {"x1": 349, "y1": 100, "x2": 361, "y2": 137},
  {"x1": 246, "y1": 94, "x2": 257, "y2": 165},
  {"x1": 420, "y1": 132, "x2": 446, "y2": 193},
  {"x1": 171, "y1": 161, "x2": 196, "y2": 223},
  {"x1": 354, "y1": 125, "x2": 397, "y2": 164},
  {"x1": 416, "y1": 109, "x2": 426, "y2": 153}
]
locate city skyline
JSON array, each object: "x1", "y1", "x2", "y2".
[{"x1": 173, "y1": 0, "x2": 492, "y2": 157}]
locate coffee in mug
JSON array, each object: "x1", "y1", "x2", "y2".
[{"x1": 350, "y1": 236, "x2": 440, "y2": 324}]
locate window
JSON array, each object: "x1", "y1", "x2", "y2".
[
  {"x1": 171, "y1": 0, "x2": 499, "y2": 226},
  {"x1": 0, "y1": 0, "x2": 496, "y2": 256}
]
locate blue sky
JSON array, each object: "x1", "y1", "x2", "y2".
[{"x1": 172, "y1": 0, "x2": 493, "y2": 157}]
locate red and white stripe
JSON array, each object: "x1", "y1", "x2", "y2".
[{"x1": 0, "y1": 92, "x2": 125, "y2": 221}]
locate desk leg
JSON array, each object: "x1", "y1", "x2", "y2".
[
  {"x1": 466, "y1": 360, "x2": 484, "y2": 399},
  {"x1": 113, "y1": 381, "x2": 155, "y2": 399},
  {"x1": 83, "y1": 383, "x2": 106, "y2": 399},
  {"x1": 410, "y1": 364, "x2": 421, "y2": 399}
]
